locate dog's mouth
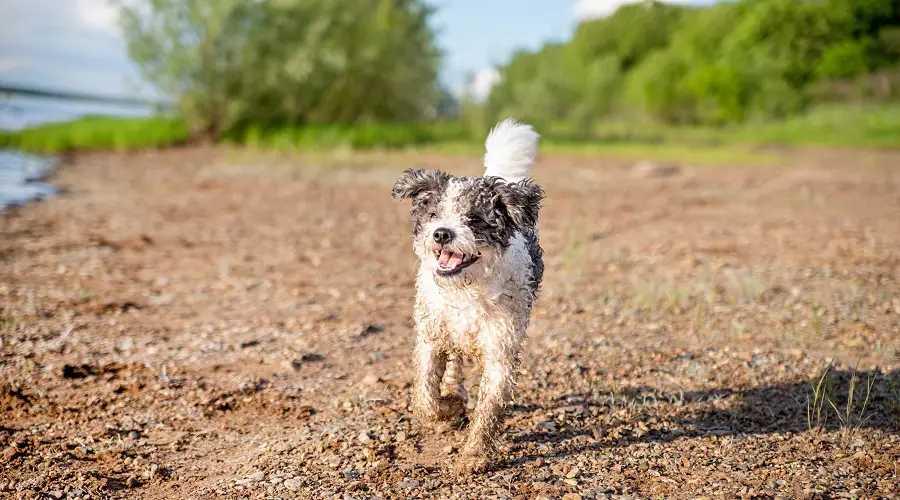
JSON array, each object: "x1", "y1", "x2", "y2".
[{"x1": 433, "y1": 248, "x2": 480, "y2": 277}]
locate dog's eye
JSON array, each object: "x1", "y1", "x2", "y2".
[
  {"x1": 428, "y1": 212, "x2": 437, "y2": 220},
  {"x1": 469, "y1": 215, "x2": 484, "y2": 225}
]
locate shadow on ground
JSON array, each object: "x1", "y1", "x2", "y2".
[{"x1": 501, "y1": 368, "x2": 900, "y2": 469}]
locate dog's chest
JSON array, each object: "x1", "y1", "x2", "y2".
[{"x1": 421, "y1": 285, "x2": 488, "y2": 353}]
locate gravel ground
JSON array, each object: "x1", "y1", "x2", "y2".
[{"x1": 1, "y1": 147, "x2": 899, "y2": 499}]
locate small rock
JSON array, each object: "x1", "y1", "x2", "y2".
[
  {"x1": 128, "y1": 431, "x2": 140, "y2": 440},
  {"x1": 566, "y1": 468, "x2": 581, "y2": 479},
  {"x1": 362, "y1": 374, "x2": 381, "y2": 386},
  {"x1": 358, "y1": 431, "x2": 373, "y2": 444},
  {"x1": 360, "y1": 325, "x2": 383, "y2": 337},
  {"x1": 283, "y1": 478, "x2": 301, "y2": 490},
  {"x1": 395, "y1": 432, "x2": 407, "y2": 442},
  {"x1": 49, "y1": 491, "x2": 64, "y2": 500},
  {"x1": 441, "y1": 445, "x2": 456, "y2": 455},
  {"x1": 535, "y1": 421, "x2": 556, "y2": 432},
  {"x1": 563, "y1": 495, "x2": 583, "y2": 500},
  {"x1": 563, "y1": 478, "x2": 579, "y2": 486},
  {"x1": 632, "y1": 160, "x2": 681, "y2": 178},
  {"x1": 291, "y1": 353, "x2": 324, "y2": 369},
  {"x1": 273, "y1": 442, "x2": 293, "y2": 453},
  {"x1": 398, "y1": 479, "x2": 421, "y2": 489},
  {"x1": 247, "y1": 471, "x2": 265, "y2": 482}
]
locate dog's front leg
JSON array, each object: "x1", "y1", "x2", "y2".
[
  {"x1": 412, "y1": 335, "x2": 448, "y2": 424},
  {"x1": 457, "y1": 320, "x2": 523, "y2": 474}
]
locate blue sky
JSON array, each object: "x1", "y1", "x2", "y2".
[{"x1": 0, "y1": 0, "x2": 711, "y2": 128}]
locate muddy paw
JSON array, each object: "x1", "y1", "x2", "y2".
[{"x1": 453, "y1": 453, "x2": 491, "y2": 475}]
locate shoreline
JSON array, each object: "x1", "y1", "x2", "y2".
[{"x1": 0, "y1": 149, "x2": 61, "y2": 210}]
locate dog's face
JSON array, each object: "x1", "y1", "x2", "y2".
[{"x1": 392, "y1": 169, "x2": 543, "y2": 282}]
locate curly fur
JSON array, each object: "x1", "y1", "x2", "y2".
[{"x1": 392, "y1": 118, "x2": 544, "y2": 473}]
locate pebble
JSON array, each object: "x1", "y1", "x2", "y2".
[
  {"x1": 566, "y1": 467, "x2": 581, "y2": 479},
  {"x1": 358, "y1": 431, "x2": 372, "y2": 444},
  {"x1": 247, "y1": 471, "x2": 265, "y2": 482},
  {"x1": 399, "y1": 479, "x2": 421, "y2": 489},
  {"x1": 395, "y1": 432, "x2": 407, "y2": 442},
  {"x1": 273, "y1": 442, "x2": 292, "y2": 453},
  {"x1": 49, "y1": 491, "x2": 64, "y2": 500},
  {"x1": 283, "y1": 478, "x2": 301, "y2": 490}
]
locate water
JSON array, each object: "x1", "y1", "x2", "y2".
[
  {"x1": 1, "y1": 93, "x2": 156, "y2": 210},
  {"x1": 0, "y1": 150, "x2": 58, "y2": 210}
]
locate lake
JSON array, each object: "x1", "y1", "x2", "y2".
[{"x1": 0, "y1": 150, "x2": 58, "y2": 210}]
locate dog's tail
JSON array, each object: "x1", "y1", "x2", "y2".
[{"x1": 483, "y1": 118, "x2": 540, "y2": 183}]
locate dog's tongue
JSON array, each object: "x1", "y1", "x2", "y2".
[{"x1": 438, "y1": 249, "x2": 464, "y2": 268}]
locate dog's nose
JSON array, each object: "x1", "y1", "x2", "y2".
[{"x1": 432, "y1": 227, "x2": 454, "y2": 245}]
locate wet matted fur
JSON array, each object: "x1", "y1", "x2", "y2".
[{"x1": 392, "y1": 119, "x2": 544, "y2": 473}]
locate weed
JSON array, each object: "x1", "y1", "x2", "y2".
[
  {"x1": 809, "y1": 305, "x2": 824, "y2": 336},
  {"x1": 807, "y1": 360, "x2": 836, "y2": 431},
  {"x1": 691, "y1": 299, "x2": 707, "y2": 337},
  {"x1": 827, "y1": 362, "x2": 876, "y2": 434},
  {"x1": 807, "y1": 360, "x2": 877, "y2": 434}
]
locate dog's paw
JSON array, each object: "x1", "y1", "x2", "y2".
[{"x1": 453, "y1": 453, "x2": 491, "y2": 475}]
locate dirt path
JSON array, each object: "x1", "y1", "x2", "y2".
[{"x1": 1, "y1": 147, "x2": 899, "y2": 499}]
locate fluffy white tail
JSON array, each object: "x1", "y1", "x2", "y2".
[{"x1": 483, "y1": 118, "x2": 540, "y2": 183}]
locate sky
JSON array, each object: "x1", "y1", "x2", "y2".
[{"x1": 0, "y1": 0, "x2": 713, "y2": 128}]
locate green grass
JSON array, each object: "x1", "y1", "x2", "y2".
[
  {"x1": 727, "y1": 104, "x2": 900, "y2": 148},
  {"x1": 416, "y1": 139, "x2": 777, "y2": 166},
  {"x1": 585, "y1": 103, "x2": 900, "y2": 150},
  {"x1": 2, "y1": 103, "x2": 896, "y2": 162},
  {"x1": 0, "y1": 115, "x2": 190, "y2": 154},
  {"x1": 227, "y1": 121, "x2": 472, "y2": 150}
]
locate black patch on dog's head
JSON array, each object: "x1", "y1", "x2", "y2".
[
  {"x1": 392, "y1": 169, "x2": 452, "y2": 236},
  {"x1": 494, "y1": 179, "x2": 544, "y2": 231},
  {"x1": 454, "y1": 177, "x2": 544, "y2": 250}
]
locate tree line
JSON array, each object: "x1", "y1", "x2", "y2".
[
  {"x1": 116, "y1": 0, "x2": 900, "y2": 141},
  {"x1": 483, "y1": 0, "x2": 900, "y2": 129}
]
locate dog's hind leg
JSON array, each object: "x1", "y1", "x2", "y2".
[
  {"x1": 438, "y1": 354, "x2": 468, "y2": 424},
  {"x1": 441, "y1": 354, "x2": 468, "y2": 402}
]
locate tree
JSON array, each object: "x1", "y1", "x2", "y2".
[{"x1": 116, "y1": 0, "x2": 440, "y2": 139}]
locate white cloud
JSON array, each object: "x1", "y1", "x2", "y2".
[
  {"x1": 573, "y1": 0, "x2": 703, "y2": 21},
  {"x1": 0, "y1": 0, "x2": 139, "y2": 95},
  {"x1": 468, "y1": 67, "x2": 501, "y2": 102},
  {"x1": 75, "y1": 0, "x2": 120, "y2": 36}
]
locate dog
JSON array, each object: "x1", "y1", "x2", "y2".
[{"x1": 391, "y1": 119, "x2": 544, "y2": 473}]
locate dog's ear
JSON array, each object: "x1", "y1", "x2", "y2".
[
  {"x1": 496, "y1": 180, "x2": 544, "y2": 230},
  {"x1": 391, "y1": 169, "x2": 451, "y2": 200}
]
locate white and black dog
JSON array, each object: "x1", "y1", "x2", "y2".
[{"x1": 392, "y1": 119, "x2": 544, "y2": 473}]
